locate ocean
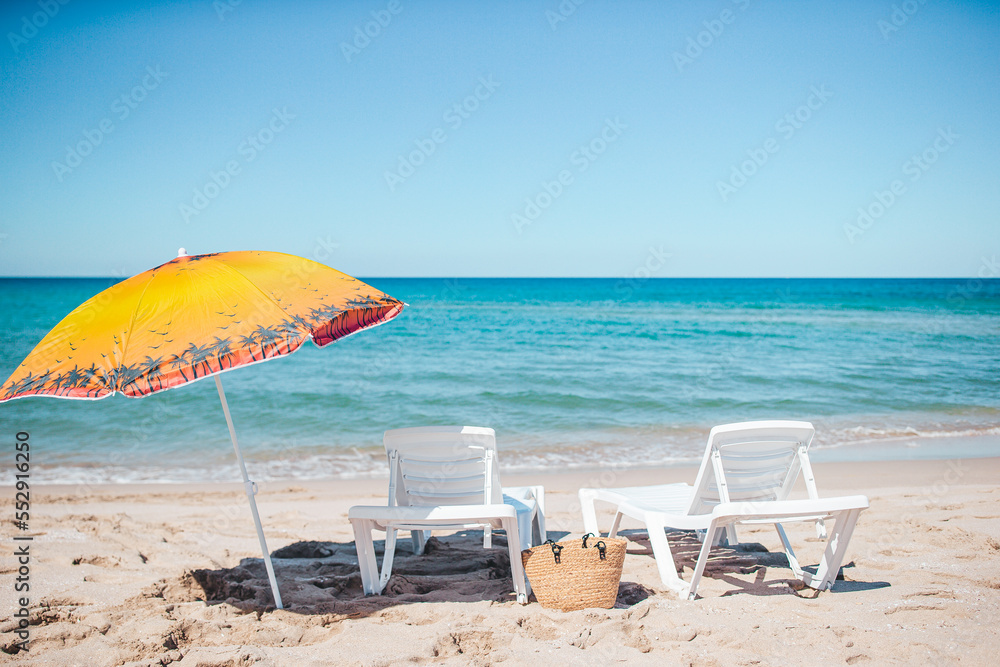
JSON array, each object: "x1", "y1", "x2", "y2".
[{"x1": 1, "y1": 277, "x2": 998, "y2": 484}]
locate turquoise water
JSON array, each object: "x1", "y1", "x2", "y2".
[{"x1": 1, "y1": 277, "x2": 998, "y2": 483}]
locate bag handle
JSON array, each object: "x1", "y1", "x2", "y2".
[{"x1": 541, "y1": 536, "x2": 606, "y2": 564}]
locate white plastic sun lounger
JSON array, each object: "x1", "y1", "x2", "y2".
[
  {"x1": 579, "y1": 420, "x2": 868, "y2": 599},
  {"x1": 349, "y1": 426, "x2": 545, "y2": 604}
]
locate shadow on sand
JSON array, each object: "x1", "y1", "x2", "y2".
[
  {"x1": 616, "y1": 528, "x2": 890, "y2": 599},
  {"x1": 162, "y1": 528, "x2": 885, "y2": 614},
  {"x1": 153, "y1": 530, "x2": 648, "y2": 616}
]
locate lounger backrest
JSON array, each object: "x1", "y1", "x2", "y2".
[
  {"x1": 686, "y1": 420, "x2": 816, "y2": 516},
  {"x1": 383, "y1": 425, "x2": 504, "y2": 508}
]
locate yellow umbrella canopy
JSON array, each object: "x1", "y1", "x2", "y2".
[
  {"x1": 1, "y1": 249, "x2": 405, "y2": 609},
  {"x1": 0, "y1": 250, "x2": 404, "y2": 402}
]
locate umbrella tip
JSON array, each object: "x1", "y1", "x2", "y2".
[{"x1": 177, "y1": 248, "x2": 188, "y2": 257}]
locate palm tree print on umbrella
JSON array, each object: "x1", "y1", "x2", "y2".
[
  {"x1": 136, "y1": 356, "x2": 166, "y2": 394},
  {"x1": 184, "y1": 342, "x2": 216, "y2": 378},
  {"x1": 251, "y1": 325, "x2": 286, "y2": 360},
  {"x1": 61, "y1": 366, "x2": 85, "y2": 395},
  {"x1": 81, "y1": 364, "x2": 105, "y2": 398},
  {"x1": 0, "y1": 251, "x2": 408, "y2": 610},
  {"x1": 207, "y1": 337, "x2": 235, "y2": 370},
  {"x1": 166, "y1": 352, "x2": 191, "y2": 384},
  {"x1": 0, "y1": 250, "x2": 405, "y2": 402},
  {"x1": 116, "y1": 363, "x2": 144, "y2": 395},
  {"x1": 237, "y1": 333, "x2": 262, "y2": 362}
]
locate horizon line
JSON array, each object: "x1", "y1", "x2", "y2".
[{"x1": 0, "y1": 275, "x2": 994, "y2": 281}]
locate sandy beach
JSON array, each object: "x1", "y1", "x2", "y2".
[
  {"x1": 2, "y1": 0, "x2": 998, "y2": 664},
  {"x1": 2, "y1": 456, "x2": 999, "y2": 666}
]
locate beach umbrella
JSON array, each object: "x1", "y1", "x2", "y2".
[{"x1": 0, "y1": 249, "x2": 405, "y2": 608}]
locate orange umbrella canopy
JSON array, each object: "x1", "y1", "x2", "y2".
[{"x1": 0, "y1": 250, "x2": 404, "y2": 401}]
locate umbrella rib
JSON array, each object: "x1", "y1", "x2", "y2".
[
  {"x1": 0, "y1": 252, "x2": 405, "y2": 403},
  {"x1": 115, "y1": 270, "x2": 159, "y2": 394},
  {"x1": 218, "y1": 262, "x2": 306, "y2": 332},
  {"x1": 217, "y1": 260, "x2": 386, "y2": 347},
  {"x1": 316, "y1": 302, "x2": 404, "y2": 347}
]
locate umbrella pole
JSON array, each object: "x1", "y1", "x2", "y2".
[{"x1": 214, "y1": 375, "x2": 284, "y2": 610}]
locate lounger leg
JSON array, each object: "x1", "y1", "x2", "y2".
[
  {"x1": 378, "y1": 527, "x2": 398, "y2": 592},
  {"x1": 645, "y1": 520, "x2": 689, "y2": 595},
  {"x1": 815, "y1": 519, "x2": 828, "y2": 540},
  {"x1": 411, "y1": 529, "x2": 429, "y2": 555},
  {"x1": 501, "y1": 516, "x2": 528, "y2": 604},
  {"x1": 579, "y1": 489, "x2": 601, "y2": 535},
  {"x1": 774, "y1": 523, "x2": 809, "y2": 583},
  {"x1": 799, "y1": 447, "x2": 829, "y2": 541},
  {"x1": 608, "y1": 512, "x2": 624, "y2": 539},
  {"x1": 351, "y1": 519, "x2": 380, "y2": 596},
  {"x1": 686, "y1": 522, "x2": 719, "y2": 600},
  {"x1": 514, "y1": 508, "x2": 532, "y2": 551},
  {"x1": 811, "y1": 508, "x2": 861, "y2": 590},
  {"x1": 532, "y1": 485, "x2": 546, "y2": 543},
  {"x1": 484, "y1": 526, "x2": 492, "y2": 549},
  {"x1": 775, "y1": 522, "x2": 805, "y2": 579}
]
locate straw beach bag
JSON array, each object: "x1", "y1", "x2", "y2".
[{"x1": 521, "y1": 534, "x2": 627, "y2": 611}]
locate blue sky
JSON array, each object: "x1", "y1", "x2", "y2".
[{"x1": 0, "y1": 0, "x2": 997, "y2": 278}]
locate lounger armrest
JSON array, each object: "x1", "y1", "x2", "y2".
[
  {"x1": 348, "y1": 503, "x2": 518, "y2": 523},
  {"x1": 579, "y1": 484, "x2": 693, "y2": 510},
  {"x1": 709, "y1": 495, "x2": 869, "y2": 524}
]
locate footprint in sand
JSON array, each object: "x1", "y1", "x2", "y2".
[{"x1": 72, "y1": 555, "x2": 122, "y2": 567}]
